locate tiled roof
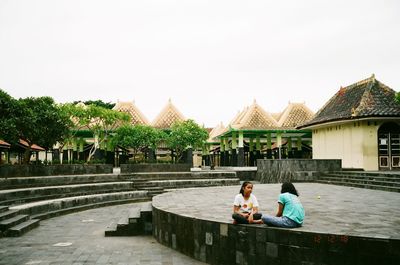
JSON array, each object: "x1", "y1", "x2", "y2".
[
  {"x1": 0, "y1": 140, "x2": 11, "y2": 148},
  {"x1": 278, "y1": 102, "x2": 314, "y2": 129},
  {"x1": 300, "y1": 75, "x2": 400, "y2": 128},
  {"x1": 207, "y1": 122, "x2": 226, "y2": 143},
  {"x1": 231, "y1": 100, "x2": 279, "y2": 130},
  {"x1": 113, "y1": 101, "x2": 149, "y2": 125},
  {"x1": 271, "y1": 112, "x2": 281, "y2": 122},
  {"x1": 19, "y1": 139, "x2": 45, "y2": 151},
  {"x1": 152, "y1": 99, "x2": 186, "y2": 129}
]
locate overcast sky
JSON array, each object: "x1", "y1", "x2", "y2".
[{"x1": 0, "y1": 0, "x2": 399, "y2": 127}]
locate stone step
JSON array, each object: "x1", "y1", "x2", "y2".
[
  {"x1": 0, "y1": 209, "x2": 19, "y2": 222},
  {"x1": 104, "y1": 222, "x2": 118, "y2": 237},
  {"x1": 105, "y1": 202, "x2": 153, "y2": 237},
  {"x1": 10, "y1": 190, "x2": 149, "y2": 216},
  {"x1": 315, "y1": 179, "x2": 400, "y2": 193},
  {"x1": 0, "y1": 173, "x2": 129, "y2": 190},
  {"x1": 0, "y1": 206, "x2": 9, "y2": 213},
  {"x1": 6, "y1": 219, "x2": 40, "y2": 237},
  {"x1": 31, "y1": 197, "x2": 150, "y2": 221},
  {"x1": 0, "y1": 182, "x2": 134, "y2": 206},
  {"x1": 320, "y1": 173, "x2": 400, "y2": 182},
  {"x1": 128, "y1": 208, "x2": 141, "y2": 224},
  {"x1": 147, "y1": 178, "x2": 240, "y2": 189},
  {"x1": 324, "y1": 171, "x2": 400, "y2": 179},
  {"x1": 0, "y1": 214, "x2": 29, "y2": 230},
  {"x1": 125, "y1": 171, "x2": 238, "y2": 180},
  {"x1": 318, "y1": 176, "x2": 400, "y2": 187}
]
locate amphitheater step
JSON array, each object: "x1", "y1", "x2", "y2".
[
  {"x1": 10, "y1": 190, "x2": 149, "y2": 216},
  {"x1": 315, "y1": 179, "x2": 400, "y2": 192},
  {"x1": 0, "y1": 214, "x2": 29, "y2": 230},
  {"x1": 6, "y1": 219, "x2": 40, "y2": 237},
  {"x1": 0, "y1": 209, "x2": 19, "y2": 222},
  {"x1": 0, "y1": 181, "x2": 135, "y2": 206},
  {"x1": 31, "y1": 197, "x2": 150, "y2": 220},
  {"x1": 0, "y1": 206, "x2": 9, "y2": 213}
]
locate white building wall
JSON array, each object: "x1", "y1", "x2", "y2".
[{"x1": 312, "y1": 121, "x2": 379, "y2": 170}]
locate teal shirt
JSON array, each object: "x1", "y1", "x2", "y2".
[{"x1": 278, "y1": 192, "x2": 305, "y2": 224}]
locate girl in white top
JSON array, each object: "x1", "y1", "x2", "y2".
[{"x1": 232, "y1": 181, "x2": 263, "y2": 224}]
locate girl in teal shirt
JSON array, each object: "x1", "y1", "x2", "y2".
[{"x1": 259, "y1": 182, "x2": 305, "y2": 228}]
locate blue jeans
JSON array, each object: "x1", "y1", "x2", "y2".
[{"x1": 261, "y1": 215, "x2": 301, "y2": 228}]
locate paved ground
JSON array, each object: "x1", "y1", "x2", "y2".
[
  {"x1": 1, "y1": 183, "x2": 399, "y2": 265},
  {"x1": 0, "y1": 202, "x2": 205, "y2": 265},
  {"x1": 154, "y1": 183, "x2": 400, "y2": 239}
]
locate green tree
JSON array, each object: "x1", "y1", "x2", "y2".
[
  {"x1": 72, "y1": 100, "x2": 115, "y2": 109},
  {"x1": 112, "y1": 124, "x2": 164, "y2": 162},
  {"x1": 0, "y1": 89, "x2": 20, "y2": 144},
  {"x1": 166, "y1": 119, "x2": 208, "y2": 163},
  {"x1": 68, "y1": 104, "x2": 130, "y2": 162},
  {"x1": 16, "y1": 96, "x2": 72, "y2": 163},
  {"x1": 396, "y1": 92, "x2": 400, "y2": 103}
]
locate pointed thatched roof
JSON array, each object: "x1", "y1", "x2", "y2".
[
  {"x1": 278, "y1": 102, "x2": 314, "y2": 129},
  {"x1": 299, "y1": 75, "x2": 400, "y2": 128},
  {"x1": 113, "y1": 101, "x2": 149, "y2": 125},
  {"x1": 207, "y1": 122, "x2": 226, "y2": 143},
  {"x1": 230, "y1": 100, "x2": 279, "y2": 130},
  {"x1": 152, "y1": 99, "x2": 186, "y2": 129}
]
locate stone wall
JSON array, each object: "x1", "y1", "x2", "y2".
[
  {"x1": 152, "y1": 207, "x2": 399, "y2": 265},
  {"x1": 0, "y1": 164, "x2": 113, "y2": 178},
  {"x1": 256, "y1": 159, "x2": 342, "y2": 183},
  {"x1": 120, "y1": 163, "x2": 191, "y2": 173},
  {"x1": 214, "y1": 167, "x2": 257, "y2": 181}
]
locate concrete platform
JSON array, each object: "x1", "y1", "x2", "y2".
[
  {"x1": 152, "y1": 183, "x2": 400, "y2": 265},
  {"x1": 154, "y1": 183, "x2": 400, "y2": 239}
]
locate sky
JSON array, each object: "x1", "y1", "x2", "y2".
[{"x1": 0, "y1": 0, "x2": 399, "y2": 127}]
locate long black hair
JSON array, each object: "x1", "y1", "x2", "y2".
[
  {"x1": 281, "y1": 182, "x2": 299, "y2": 196},
  {"x1": 239, "y1": 181, "x2": 253, "y2": 196}
]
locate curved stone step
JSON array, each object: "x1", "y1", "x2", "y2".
[
  {"x1": 0, "y1": 181, "x2": 134, "y2": 206},
  {"x1": 10, "y1": 190, "x2": 149, "y2": 216}
]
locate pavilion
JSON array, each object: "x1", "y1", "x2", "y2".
[{"x1": 205, "y1": 100, "x2": 314, "y2": 167}]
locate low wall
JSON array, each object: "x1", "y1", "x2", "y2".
[
  {"x1": 0, "y1": 164, "x2": 113, "y2": 178},
  {"x1": 152, "y1": 207, "x2": 399, "y2": 265},
  {"x1": 213, "y1": 167, "x2": 257, "y2": 181},
  {"x1": 120, "y1": 163, "x2": 191, "y2": 173},
  {"x1": 256, "y1": 159, "x2": 342, "y2": 183}
]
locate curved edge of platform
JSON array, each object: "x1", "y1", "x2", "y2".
[{"x1": 152, "y1": 206, "x2": 400, "y2": 265}]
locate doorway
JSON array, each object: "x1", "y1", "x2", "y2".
[{"x1": 378, "y1": 122, "x2": 400, "y2": 170}]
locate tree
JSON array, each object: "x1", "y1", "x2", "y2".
[
  {"x1": 72, "y1": 100, "x2": 115, "y2": 109},
  {"x1": 16, "y1": 97, "x2": 72, "y2": 163},
  {"x1": 166, "y1": 119, "x2": 208, "y2": 163},
  {"x1": 0, "y1": 89, "x2": 19, "y2": 144},
  {"x1": 396, "y1": 92, "x2": 400, "y2": 103},
  {"x1": 112, "y1": 124, "x2": 164, "y2": 162},
  {"x1": 68, "y1": 104, "x2": 130, "y2": 162}
]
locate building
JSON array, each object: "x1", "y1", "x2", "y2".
[{"x1": 299, "y1": 75, "x2": 400, "y2": 171}]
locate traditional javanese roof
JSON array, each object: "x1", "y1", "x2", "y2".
[
  {"x1": 230, "y1": 100, "x2": 279, "y2": 130},
  {"x1": 18, "y1": 139, "x2": 45, "y2": 151},
  {"x1": 113, "y1": 101, "x2": 149, "y2": 125},
  {"x1": 0, "y1": 140, "x2": 11, "y2": 149},
  {"x1": 299, "y1": 75, "x2": 400, "y2": 128},
  {"x1": 278, "y1": 102, "x2": 314, "y2": 129},
  {"x1": 207, "y1": 122, "x2": 226, "y2": 143},
  {"x1": 152, "y1": 99, "x2": 186, "y2": 129}
]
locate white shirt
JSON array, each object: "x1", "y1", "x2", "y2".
[{"x1": 233, "y1": 193, "x2": 259, "y2": 213}]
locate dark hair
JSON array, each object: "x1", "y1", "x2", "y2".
[
  {"x1": 281, "y1": 182, "x2": 299, "y2": 196},
  {"x1": 239, "y1": 181, "x2": 253, "y2": 196}
]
